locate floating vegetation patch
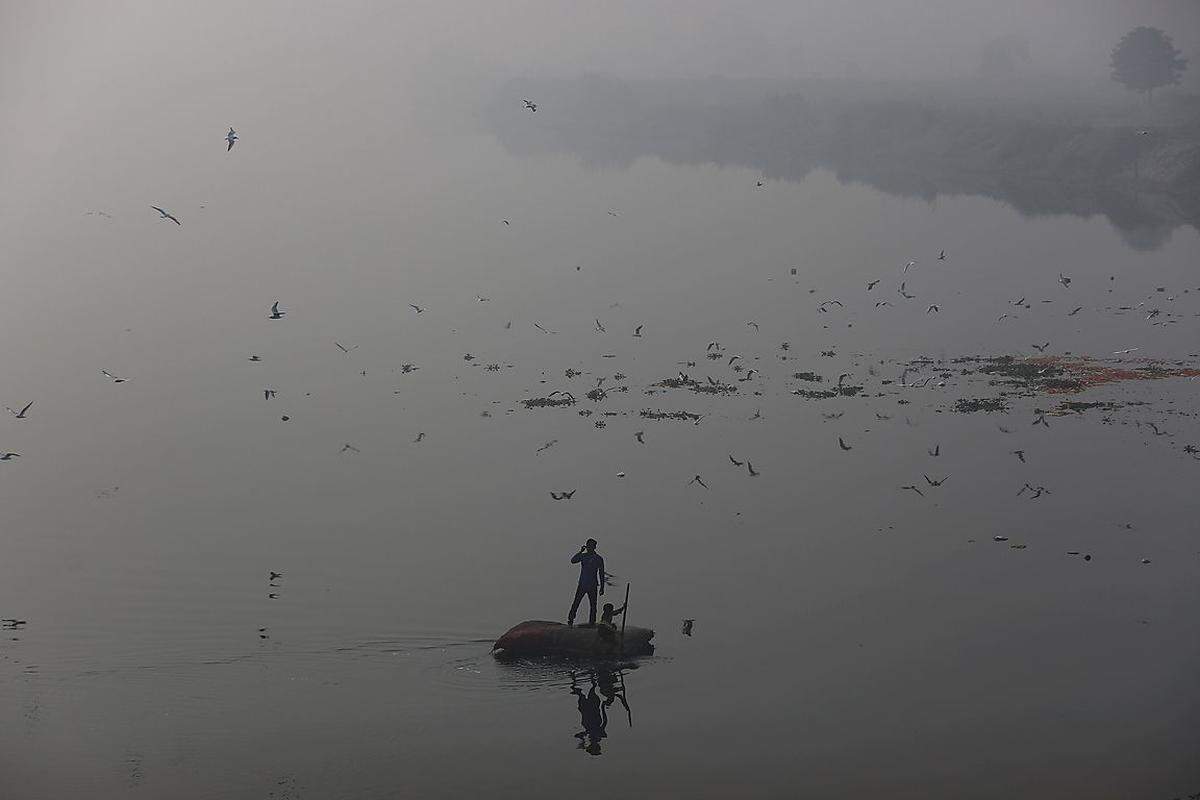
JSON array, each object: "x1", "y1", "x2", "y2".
[
  {"x1": 954, "y1": 397, "x2": 1010, "y2": 414},
  {"x1": 792, "y1": 385, "x2": 864, "y2": 399},
  {"x1": 954, "y1": 355, "x2": 1200, "y2": 395},
  {"x1": 651, "y1": 376, "x2": 737, "y2": 395},
  {"x1": 522, "y1": 393, "x2": 576, "y2": 408},
  {"x1": 639, "y1": 409, "x2": 702, "y2": 422},
  {"x1": 1053, "y1": 400, "x2": 1124, "y2": 416}
]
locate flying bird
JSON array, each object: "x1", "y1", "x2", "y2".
[
  {"x1": 150, "y1": 206, "x2": 181, "y2": 225},
  {"x1": 5, "y1": 402, "x2": 32, "y2": 419},
  {"x1": 901, "y1": 484, "x2": 924, "y2": 497},
  {"x1": 688, "y1": 475, "x2": 709, "y2": 489},
  {"x1": 594, "y1": 318, "x2": 606, "y2": 333},
  {"x1": 100, "y1": 370, "x2": 127, "y2": 383},
  {"x1": 923, "y1": 474, "x2": 949, "y2": 487},
  {"x1": 334, "y1": 342, "x2": 358, "y2": 353},
  {"x1": 1068, "y1": 306, "x2": 1083, "y2": 316},
  {"x1": 746, "y1": 461, "x2": 759, "y2": 477},
  {"x1": 1113, "y1": 347, "x2": 1138, "y2": 355},
  {"x1": 937, "y1": 250, "x2": 946, "y2": 261},
  {"x1": 903, "y1": 260, "x2": 917, "y2": 273},
  {"x1": 926, "y1": 304, "x2": 940, "y2": 314},
  {"x1": 1031, "y1": 342, "x2": 1050, "y2": 353},
  {"x1": 681, "y1": 619, "x2": 694, "y2": 636},
  {"x1": 409, "y1": 304, "x2": 425, "y2": 314},
  {"x1": 634, "y1": 431, "x2": 645, "y2": 444},
  {"x1": 746, "y1": 321, "x2": 759, "y2": 332},
  {"x1": 268, "y1": 301, "x2": 285, "y2": 319},
  {"x1": 633, "y1": 324, "x2": 643, "y2": 337},
  {"x1": 226, "y1": 127, "x2": 238, "y2": 151},
  {"x1": 867, "y1": 279, "x2": 881, "y2": 290},
  {"x1": 264, "y1": 388, "x2": 276, "y2": 400},
  {"x1": 928, "y1": 444, "x2": 940, "y2": 456},
  {"x1": 549, "y1": 490, "x2": 576, "y2": 500},
  {"x1": 728, "y1": 455, "x2": 744, "y2": 467},
  {"x1": 340, "y1": 443, "x2": 360, "y2": 454},
  {"x1": 522, "y1": 99, "x2": 537, "y2": 112},
  {"x1": 838, "y1": 437, "x2": 852, "y2": 451},
  {"x1": 1012, "y1": 449, "x2": 1026, "y2": 463},
  {"x1": 1058, "y1": 273, "x2": 1072, "y2": 288}
]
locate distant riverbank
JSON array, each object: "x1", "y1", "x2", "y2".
[{"x1": 486, "y1": 75, "x2": 1200, "y2": 250}]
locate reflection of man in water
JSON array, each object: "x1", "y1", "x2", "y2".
[
  {"x1": 571, "y1": 672, "x2": 608, "y2": 755},
  {"x1": 567, "y1": 538, "x2": 605, "y2": 626},
  {"x1": 596, "y1": 668, "x2": 631, "y2": 725}
]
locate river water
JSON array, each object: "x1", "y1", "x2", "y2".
[{"x1": 2, "y1": 8, "x2": 1199, "y2": 800}]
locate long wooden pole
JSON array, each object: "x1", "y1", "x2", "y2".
[{"x1": 619, "y1": 582, "x2": 630, "y2": 655}]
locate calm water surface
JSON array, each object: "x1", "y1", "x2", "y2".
[{"x1": 1, "y1": 12, "x2": 1199, "y2": 800}]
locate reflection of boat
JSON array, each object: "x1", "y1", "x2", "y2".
[{"x1": 492, "y1": 620, "x2": 655, "y2": 657}]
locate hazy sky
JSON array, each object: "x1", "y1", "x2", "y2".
[{"x1": 4, "y1": 1, "x2": 1197, "y2": 108}]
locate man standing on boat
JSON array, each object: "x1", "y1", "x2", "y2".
[{"x1": 567, "y1": 538, "x2": 605, "y2": 626}]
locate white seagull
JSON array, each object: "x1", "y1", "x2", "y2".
[
  {"x1": 151, "y1": 206, "x2": 181, "y2": 225},
  {"x1": 5, "y1": 401, "x2": 32, "y2": 419}
]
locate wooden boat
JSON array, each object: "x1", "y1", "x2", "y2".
[{"x1": 492, "y1": 620, "x2": 655, "y2": 657}]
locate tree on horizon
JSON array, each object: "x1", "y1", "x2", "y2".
[{"x1": 1110, "y1": 26, "x2": 1187, "y2": 103}]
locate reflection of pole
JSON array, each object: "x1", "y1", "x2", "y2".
[
  {"x1": 619, "y1": 582, "x2": 630, "y2": 655},
  {"x1": 619, "y1": 669, "x2": 632, "y2": 727}
]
